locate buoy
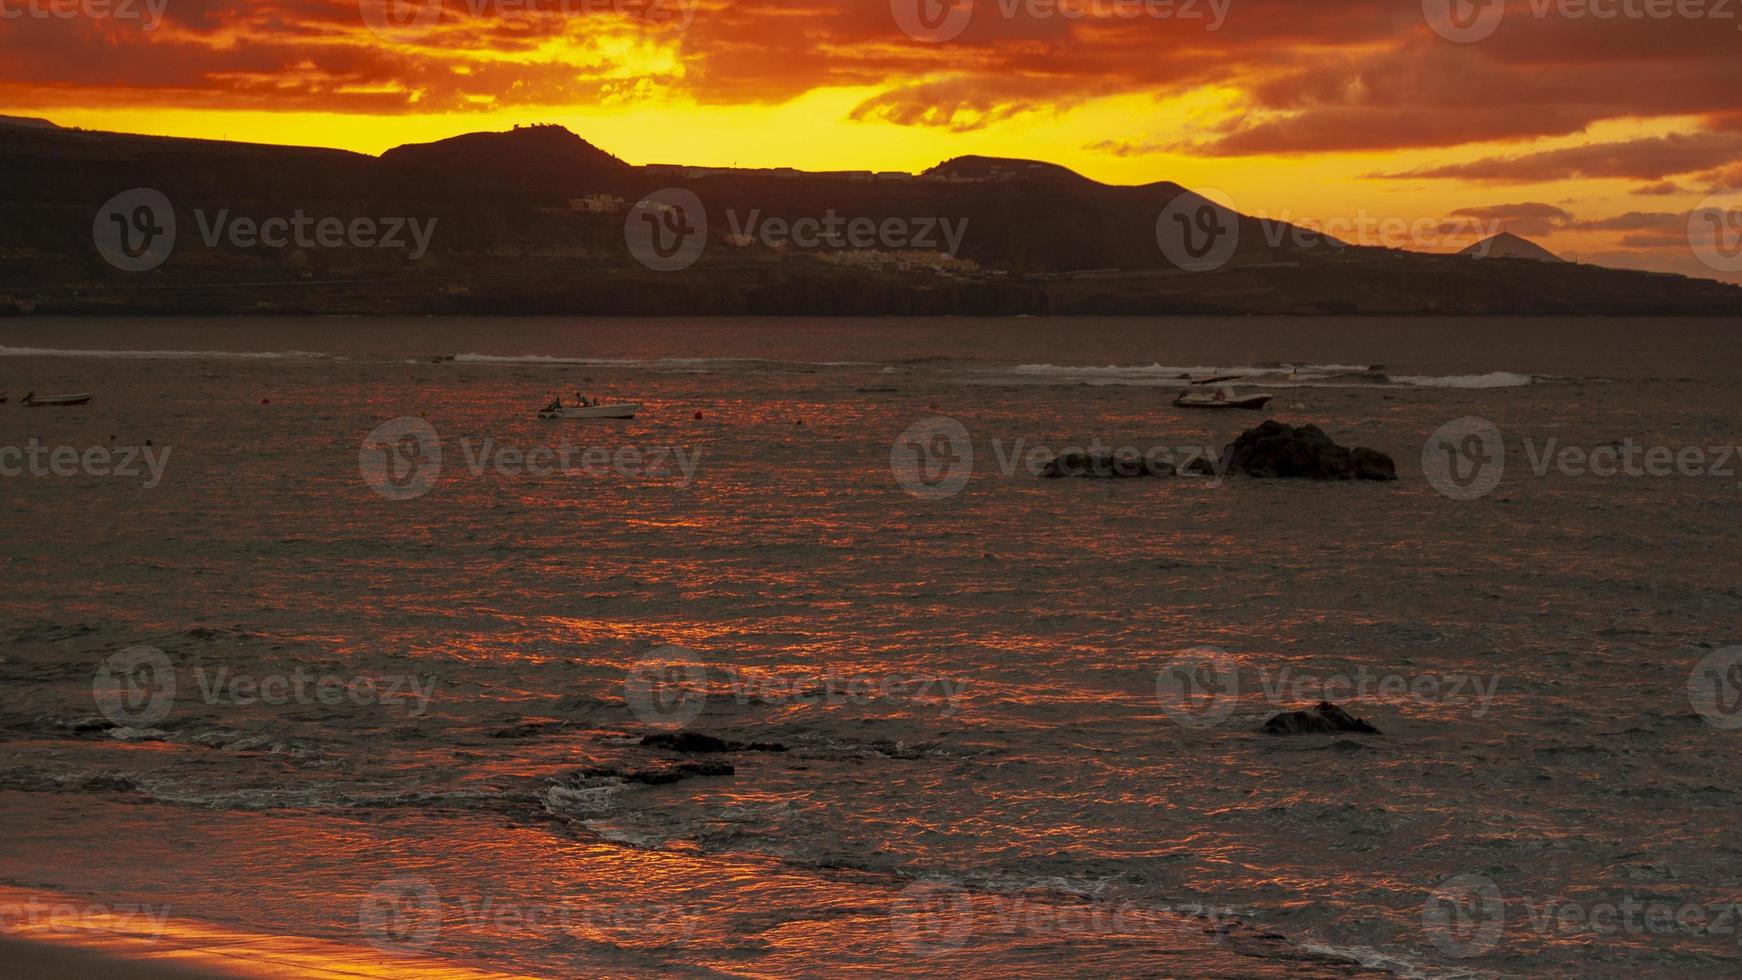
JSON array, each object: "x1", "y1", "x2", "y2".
[
  {"x1": 694, "y1": 411, "x2": 703, "y2": 420},
  {"x1": 261, "y1": 397, "x2": 271, "y2": 405}
]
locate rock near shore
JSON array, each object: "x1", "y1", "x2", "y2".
[
  {"x1": 1220, "y1": 421, "x2": 1397, "y2": 481},
  {"x1": 1259, "y1": 701, "x2": 1382, "y2": 735}
]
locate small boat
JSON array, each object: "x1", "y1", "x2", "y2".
[
  {"x1": 1173, "y1": 376, "x2": 1272, "y2": 411},
  {"x1": 538, "y1": 401, "x2": 639, "y2": 420},
  {"x1": 21, "y1": 391, "x2": 92, "y2": 407}
]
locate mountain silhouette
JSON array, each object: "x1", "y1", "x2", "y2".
[{"x1": 2, "y1": 121, "x2": 1738, "y2": 316}]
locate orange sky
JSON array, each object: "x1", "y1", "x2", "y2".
[{"x1": 5, "y1": 0, "x2": 1741, "y2": 280}]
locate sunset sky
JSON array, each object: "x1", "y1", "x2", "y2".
[{"x1": 6, "y1": 0, "x2": 1741, "y2": 280}]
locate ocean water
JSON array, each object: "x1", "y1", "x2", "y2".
[{"x1": 1, "y1": 316, "x2": 1740, "y2": 977}]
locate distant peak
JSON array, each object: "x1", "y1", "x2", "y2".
[
  {"x1": 1459, "y1": 231, "x2": 1566, "y2": 263},
  {"x1": 0, "y1": 115, "x2": 59, "y2": 130},
  {"x1": 923, "y1": 155, "x2": 1094, "y2": 184},
  {"x1": 380, "y1": 125, "x2": 632, "y2": 179}
]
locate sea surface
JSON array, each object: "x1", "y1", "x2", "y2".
[{"x1": 1, "y1": 317, "x2": 1740, "y2": 977}]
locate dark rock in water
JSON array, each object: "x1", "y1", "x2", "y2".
[
  {"x1": 641, "y1": 732, "x2": 789, "y2": 753},
  {"x1": 572, "y1": 761, "x2": 736, "y2": 786},
  {"x1": 1219, "y1": 421, "x2": 1397, "y2": 481},
  {"x1": 1260, "y1": 701, "x2": 1381, "y2": 735},
  {"x1": 1041, "y1": 450, "x2": 1175, "y2": 479},
  {"x1": 642, "y1": 731, "x2": 731, "y2": 753},
  {"x1": 1351, "y1": 447, "x2": 1397, "y2": 481},
  {"x1": 490, "y1": 720, "x2": 566, "y2": 739}
]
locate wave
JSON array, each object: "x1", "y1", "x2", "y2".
[
  {"x1": 452, "y1": 354, "x2": 878, "y2": 369},
  {"x1": 1389, "y1": 371, "x2": 1552, "y2": 389},
  {"x1": 999, "y1": 363, "x2": 1562, "y2": 389},
  {"x1": 454, "y1": 353, "x2": 769, "y2": 367},
  {"x1": 0, "y1": 346, "x2": 332, "y2": 360}
]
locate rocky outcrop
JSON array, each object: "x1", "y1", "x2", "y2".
[
  {"x1": 1221, "y1": 421, "x2": 1397, "y2": 481},
  {"x1": 640, "y1": 732, "x2": 787, "y2": 753},
  {"x1": 1259, "y1": 701, "x2": 1381, "y2": 735}
]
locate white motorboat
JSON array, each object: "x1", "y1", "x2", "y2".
[
  {"x1": 1172, "y1": 375, "x2": 1272, "y2": 411},
  {"x1": 538, "y1": 400, "x2": 639, "y2": 420},
  {"x1": 21, "y1": 391, "x2": 92, "y2": 407}
]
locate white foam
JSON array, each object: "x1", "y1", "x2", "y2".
[
  {"x1": 1390, "y1": 371, "x2": 1540, "y2": 389},
  {"x1": 454, "y1": 354, "x2": 768, "y2": 367}
]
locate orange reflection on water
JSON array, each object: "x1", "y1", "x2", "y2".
[{"x1": 0, "y1": 885, "x2": 536, "y2": 980}]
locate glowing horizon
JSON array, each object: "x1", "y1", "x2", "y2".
[{"x1": 5, "y1": 0, "x2": 1741, "y2": 278}]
